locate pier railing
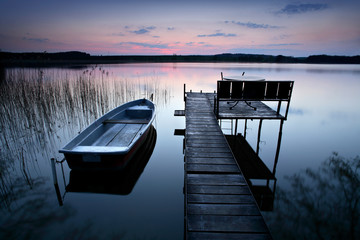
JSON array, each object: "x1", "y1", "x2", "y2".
[{"x1": 215, "y1": 80, "x2": 294, "y2": 119}]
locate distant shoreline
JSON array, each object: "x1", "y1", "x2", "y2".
[{"x1": 1, "y1": 51, "x2": 359, "y2": 67}]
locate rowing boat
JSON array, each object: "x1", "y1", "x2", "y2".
[{"x1": 59, "y1": 99, "x2": 155, "y2": 170}]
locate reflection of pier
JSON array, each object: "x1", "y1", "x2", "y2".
[
  {"x1": 225, "y1": 134, "x2": 276, "y2": 211},
  {"x1": 175, "y1": 79, "x2": 293, "y2": 239}
]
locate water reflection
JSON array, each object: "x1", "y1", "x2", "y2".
[
  {"x1": 0, "y1": 176, "x2": 75, "y2": 239},
  {"x1": 1, "y1": 63, "x2": 359, "y2": 239},
  {"x1": 264, "y1": 153, "x2": 360, "y2": 240},
  {"x1": 226, "y1": 133, "x2": 277, "y2": 211}
]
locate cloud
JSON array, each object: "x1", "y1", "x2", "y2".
[
  {"x1": 125, "y1": 42, "x2": 169, "y2": 49},
  {"x1": 277, "y1": 34, "x2": 291, "y2": 40},
  {"x1": 131, "y1": 26, "x2": 156, "y2": 35},
  {"x1": 167, "y1": 27, "x2": 175, "y2": 31},
  {"x1": 226, "y1": 21, "x2": 281, "y2": 29},
  {"x1": 266, "y1": 43, "x2": 302, "y2": 47},
  {"x1": 186, "y1": 42, "x2": 207, "y2": 46},
  {"x1": 132, "y1": 29, "x2": 149, "y2": 34},
  {"x1": 197, "y1": 32, "x2": 236, "y2": 37},
  {"x1": 22, "y1": 36, "x2": 50, "y2": 43},
  {"x1": 277, "y1": 3, "x2": 329, "y2": 15}
]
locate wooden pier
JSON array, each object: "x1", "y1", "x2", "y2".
[{"x1": 181, "y1": 92, "x2": 272, "y2": 240}]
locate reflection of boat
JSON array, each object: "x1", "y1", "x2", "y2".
[
  {"x1": 65, "y1": 125, "x2": 157, "y2": 195},
  {"x1": 59, "y1": 99, "x2": 155, "y2": 170}
]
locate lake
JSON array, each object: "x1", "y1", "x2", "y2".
[{"x1": 1, "y1": 63, "x2": 359, "y2": 239}]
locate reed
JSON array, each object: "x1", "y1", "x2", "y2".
[{"x1": 0, "y1": 66, "x2": 171, "y2": 208}]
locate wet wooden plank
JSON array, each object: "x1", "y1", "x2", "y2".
[
  {"x1": 186, "y1": 135, "x2": 225, "y2": 140},
  {"x1": 187, "y1": 184, "x2": 251, "y2": 195},
  {"x1": 186, "y1": 119, "x2": 218, "y2": 123},
  {"x1": 186, "y1": 131, "x2": 224, "y2": 136},
  {"x1": 186, "y1": 147, "x2": 232, "y2": 153},
  {"x1": 187, "y1": 174, "x2": 246, "y2": 185},
  {"x1": 187, "y1": 215, "x2": 269, "y2": 232},
  {"x1": 188, "y1": 194, "x2": 254, "y2": 204},
  {"x1": 186, "y1": 138, "x2": 228, "y2": 144},
  {"x1": 186, "y1": 126, "x2": 221, "y2": 131},
  {"x1": 185, "y1": 142, "x2": 229, "y2": 148},
  {"x1": 186, "y1": 157, "x2": 236, "y2": 165},
  {"x1": 187, "y1": 232, "x2": 272, "y2": 240},
  {"x1": 186, "y1": 152, "x2": 234, "y2": 158},
  {"x1": 187, "y1": 203, "x2": 260, "y2": 215},
  {"x1": 186, "y1": 163, "x2": 240, "y2": 173}
]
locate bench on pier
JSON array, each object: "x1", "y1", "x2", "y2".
[{"x1": 215, "y1": 80, "x2": 294, "y2": 119}]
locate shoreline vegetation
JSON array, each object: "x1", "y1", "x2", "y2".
[{"x1": 1, "y1": 51, "x2": 360, "y2": 67}]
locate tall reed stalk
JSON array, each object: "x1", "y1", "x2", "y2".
[{"x1": 0, "y1": 66, "x2": 170, "y2": 209}]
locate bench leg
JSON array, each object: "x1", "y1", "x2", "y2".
[{"x1": 244, "y1": 101, "x2": 257, "y2": 110}]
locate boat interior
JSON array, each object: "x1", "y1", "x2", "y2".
[{"x1": 70, "y1": 105, "x2": 153, "y2": 151}]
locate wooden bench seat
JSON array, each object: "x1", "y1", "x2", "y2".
[
  {"x1": 103, "y1": 119, "x2": 149, "y2": 124},
  {"x1": 215, "y1": 80, "x2": 294, "y2": 119}
]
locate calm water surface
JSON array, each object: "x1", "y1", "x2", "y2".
[{"x1": 1, "y1": 63, "x2": 359, "y2": 239}]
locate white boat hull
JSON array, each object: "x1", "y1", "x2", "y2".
[{"x1": 59, "y1": 99, "x2": 155, "y2": 170}]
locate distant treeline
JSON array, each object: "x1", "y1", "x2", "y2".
[{"x1": 1, "y1": 51, "x2": 360, "y2": 67}]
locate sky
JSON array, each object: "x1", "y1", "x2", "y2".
[{"x1": 0, "y1": 0, "x2": 359, "y2": 57}]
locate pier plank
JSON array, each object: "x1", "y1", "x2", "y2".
[
  {"x1": 186, "y1": 142, "x2": 229, "y2": 148},
  {"x1": 187, "y1": 215, "x2": 269, "y2": 232},
  {"x1": 187, "y1": 203, "x2": 260, "y2": 215},
  {"x1": 187, "y1": 174, "x2": 246, "y2": 185},
  {"x1": 184, "y1": 92, "x2": 272, "y2": 239},
  {"x1": 188, "y1": 232, "x2": 272, "y2": 240},
  {"x1": 186, "y1": 157, "x2": 236, "y2": 165},
  {"x1": 186, "y1": 152, "x2": 234, "y2": 158},
  {"x1": 187, "y1": 185, "x2": 251, "y2": 195},
  {"x1": 186, "y1": 147, "x2": 232, "y2": 153},
  {"x1": 186, "y1": 163, "x2": 240, "y2": 173},
  {"x1": 187, "y1": 194, "x2": 255, "y2": 204}
]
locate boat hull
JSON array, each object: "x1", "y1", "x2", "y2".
[
  {"x1": 65, "y1": 125, "x2": 157, "y2": 195},
  {"x1": 59, "y1": 99, "x2": 155, "y2": 170},
  {"x1": 64, "y1": 126, "x2": 151, "y2": 170}
]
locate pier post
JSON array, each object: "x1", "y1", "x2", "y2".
[
  {"x1": 244, "y1": 119, "x2": 248, "y2": 139},
  {"x1": 256, "y1": 119, "x2": 263, "y2": 155},
  {"x1": 234, "y1": 119, "x2": 238, "y2": 136},
  {"x1": 273, "y1": 119, "x2": 284, "y2": 175},
  {"x1": 183, "y1": 84, "x2": 186, "y2": 102},
  {"x1": 51, "y1": 158, "x2": 63, "y2": 206}
]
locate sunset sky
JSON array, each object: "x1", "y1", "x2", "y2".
[{"x1": 1, "y1": 0, "x2": 359, "y2": 57}]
